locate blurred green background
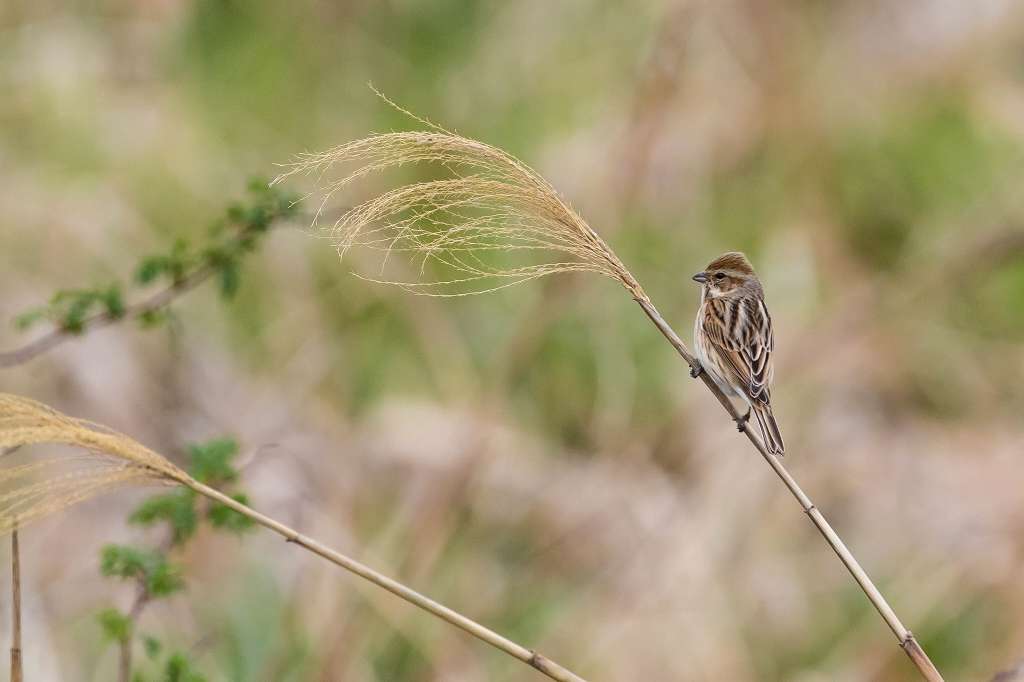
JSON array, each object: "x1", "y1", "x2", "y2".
[{"x1": 3, "y1": 1, "x2": 1024, "y2": 680}]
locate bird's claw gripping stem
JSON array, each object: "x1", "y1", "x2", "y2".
[
  {"x1": 735, "y1": 408, "x2": 751, "y2": 433},
  {"x1": 689, "y1": 361, "x2": 703, "y2": 379}
]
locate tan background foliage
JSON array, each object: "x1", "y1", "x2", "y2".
[{"x1": 2, "y1": 1, "x2": 1024, "y2": 680}]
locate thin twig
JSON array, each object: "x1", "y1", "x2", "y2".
[
  {"x1": 0, "y1": 266, "x2": 214, "y2": 369},
  {"x1": 184, "y1": 480, "x2": 586, "y2": 682},
  {"x1": 117, "y1": 585, "x2": 146, "y2": 682},
  {"x1": 116, "y1": 528, "x2": 180, "y2": 682},
  {"x1": 10, "y1": 527, "x2": 22, "y2": 682},
  {"x1": 0, "y1": 211, "x2": 310, "y2": 370},
  {"x1": 633, "y1": 296, "x2": 944, "y2": 682}
]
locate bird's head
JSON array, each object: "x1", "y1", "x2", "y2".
[{"x1": 692, "y1": 251, "x2": 759, "y2": 298}]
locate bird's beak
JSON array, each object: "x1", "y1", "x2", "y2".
[{"x1": 691, "y1": 272, "x2": 708, "y2": 284}]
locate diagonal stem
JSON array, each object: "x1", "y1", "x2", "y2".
[
  {"x1": 633, "y1": 296, "x2": 944, "y2": 682},
  {"x1": 184, "y1": 480, "x2": 586, "y2": 682}
]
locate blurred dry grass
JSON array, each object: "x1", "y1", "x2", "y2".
[{"x1": 3, "y1": 1, "x2": 1024, "y2": 680}]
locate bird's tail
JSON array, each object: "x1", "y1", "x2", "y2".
[{"x1": 753, "y1": 404, "x2": 785, "y2": 456}]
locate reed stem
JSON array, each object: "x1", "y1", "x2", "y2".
[
  {"x1": 10, "y1": 527, "x2": 22, "y2": 682},
  {"x1": 184, "y1": 480, "x2": 586, "y2": 682},
  {"x1": 633, "y1": 296, "x2": 943, "y2": 682}
]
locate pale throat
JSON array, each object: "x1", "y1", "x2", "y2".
[{"x1": 702, "y1": 284, "x2": 737, "y2": 301}]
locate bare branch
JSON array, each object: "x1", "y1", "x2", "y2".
[
  {"x1": 0, "y1": 201, "x2": 301, "y2": 370},
  {"x1": 0, "y1": 265, "x2": 214, "y2": 370}
]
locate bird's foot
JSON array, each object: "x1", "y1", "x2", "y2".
[
  {"x1": 735, "y1": 408, "x2": 751, "y2": 433},
  {"x1": 689, "y1": 361, "x2": 704, "y2": 379}
]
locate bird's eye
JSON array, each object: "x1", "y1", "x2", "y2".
[{"x1": 714, "y1": 273, "x2": 726, "y2": 281}]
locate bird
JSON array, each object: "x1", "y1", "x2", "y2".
[{"x1": 691, "y1": 251, "x2": 785, "y2": 456}]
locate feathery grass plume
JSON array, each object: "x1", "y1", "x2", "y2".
[
  {"x1": 0, "y1": 394, "x2": 189, "y2": 533},
  {"x1": 272, "y1": 101, "x2": 646, "y2": 300},
  {"x1": 0, "y1": 394, "x2": 587, "y2": 682},
  {"x1": 279, "y1": 103, "x2": 944, "y2": 680}
]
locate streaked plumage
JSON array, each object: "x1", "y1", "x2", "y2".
[{"x1": 692, "y1": 252, "x2": 785, "y2": 456}]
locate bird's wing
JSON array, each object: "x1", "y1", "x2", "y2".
[{"x1": 702, "y1": 296, "x2": 775, "y2": 405}]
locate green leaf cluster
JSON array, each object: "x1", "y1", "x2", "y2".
[
  {"x1": 162, "y1": 652, "x2": 208, "y2": 682},
  {"x1": 188, "y1": 438, "x2": 242, "y2": 485},
  {"x1": 129, "y1": 490, "x2": 198, "y2": 545},
  {"x1": 12, "y1": 179, "x2": 300, "y2": 335},
  {"x1": 99, "y1": 545, "x2": 185, "y2": 597},
  {"x1": 15, "y1": 283, "x2": 125, "y2": 334},
  {"x1": 136, "y1": 238, "x2": 194, "y2": 287},
  {"x1": 136, "y1": 179, "x2": 299, "y2": 300},
  {"x1": 96, "y1": 436, "x2": 257, "y2": 680},
  {"x1": 97, "y1": 607, "x2": 133, "y2": 643},
  {"x1": 132, "y1": 645, "x2": 208, "y2": 682},
  {"x1": 127, "y1": 438, "x2": 255, "y2": 543}
]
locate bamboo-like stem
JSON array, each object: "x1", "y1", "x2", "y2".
[
  {"x1": 183, "y1": 480, "x2": 586, "y2": 682},
  {"x1": 10, "y1": 527, "x2": 22, "y2": 682},
  {"x1": 633, "y1": 296, "x2": 944, "y2": 682}
]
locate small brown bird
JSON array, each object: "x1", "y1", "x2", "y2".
[{"x1": 692, "y1": 252, "x2": 785, "y2": 455}]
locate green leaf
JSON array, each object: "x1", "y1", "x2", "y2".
[
  {"x1": 61, "y1": 301, "x2": 91, "y2": 333},
  {"x1": 217, "y1": 259, "x2": 240, "y2": 298},
  {"x1": 244, "y1": 205, "x2": 271, "y2": 232},
  {"x1": 146, "y1": 560, "x2": 185, "y2": 597},
  {"x1": 137, "y1": 238, "x2": 193, "y2": 287},
  {"x1": 187, "y1": 438, "x2": 240, "y2": 484},
  {"x1": 47, "y1": 286, "x2": 127, "y2": 332},
  {"x1": 97, "y1": 607, "x2": 132, "y2": 643},
  {"x1": 201, "y1": 244, "x2": 232, "y2": 267},
  {"x1": 236, "y1": 177, "x2": 300, "y2": 232},
  {"x1": 168, "y1": 238, "x2": 192, "y2": 285},
  {"x1": 246, "y1": 177, "x2": 270, "y2": 195},
  {"x1": 207, "y1": 492, "x2": 255, "y2": 533},
  {"x1": 274, "y1": 189, "x2": 301, "y2": 218},
  {"x1": 129, "y1": 490, "x2": 198, "y2": 545},
  {"x1": 51, "y1": 289, "x2": 101, "y2": 334},
  {"x1": 236, "y1": 233, "x2": 257, "y2": 253},
  {"x1": 200, "y1": 244, "x2": 242, "y2": 299},
  {"x1": 143, "y1": 635, "x2": 162, "y2": 660},
  {"x1": 138, "y1": 309, "x2": 169, "y2": 329},
  {"x1": 136, "y1": 256, "x2": 169, "y2": 285},
  {"x1": 12, "y1": 307, "x2": 48, "y2": 331},
  {"x1": 100, "y1": 545, "x2": 185, "y2": 597},
  {"x1": 225, "y1": 203, "x2": 245, "y2": 224},
  {"x1": 100, "y1": 544, "x2": 152, "y2": 579},
  {"x1": 101, "y1": 283, "x2": 126, "y2": 319},
  {"x1": 165, "y1": 652, "x2": 207, "y2": 682}
]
